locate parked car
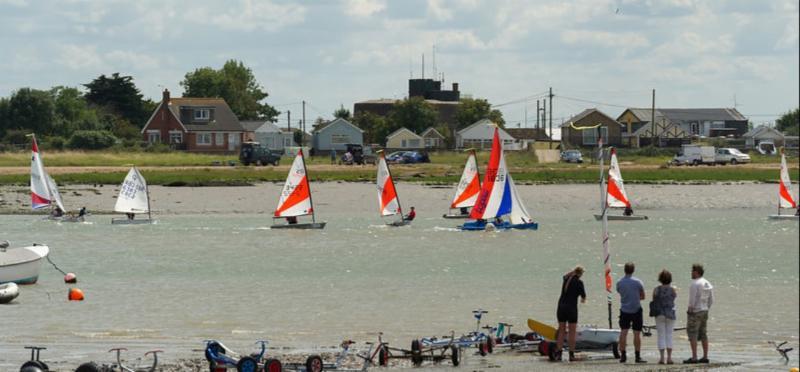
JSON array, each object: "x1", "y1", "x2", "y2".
[
  {"x1": 401, "y1": 151, "x2": 430, "y2": 164},
  {"x1": 560, "y1": 150, "x2": 584, "y2": 163},
  {"x1": 672, "y1": 145, "x2": 715, "y2": 166},
  {"x1": 386, "y1": 151, "x2": 407, "y2": 163},
  {"x1": 715, "y1": 148, "x2": 751, "y2": 165},
  {"x1": 239, "y1": 142, "x2": 281, "y2": 166}
]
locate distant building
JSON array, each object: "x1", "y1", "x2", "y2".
[
  {"x1": 561, "y1": 108, "x2": 625, "y2": 147},
  {"x1": 241, "y1": 120, "x2": 296, "y2": 151},
  {"x1": 456, "y1": 119, "x2": 518, "y2": 150},
  {"x1": 141, "y1": 89, "x2": 244, "y2": 153},
  {"x1": 617, "y1": 107, "x2": 747, "y2": 147},
  {"x1": 386, "y1": 127, "x2": 424, "y2": 150},
  {"x1": 616, "y1": 108, "x2": 690, "y2": 147},
  {"x1": 743, "y1": 125, "x2": 786, "y2": 149},
  {"x1": 421, "y1": 127, "x2": 447, "y2": 149},
  {"x1": 505, "y1": 128, "x2": 552, "y2": 150},
  {"x1": 311, "y1": 118, "x2": 363, "y2": 152}
]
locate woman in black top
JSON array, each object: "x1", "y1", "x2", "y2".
[{"x1": 555, "y1": 265, "x2": 587, "y2": 361}]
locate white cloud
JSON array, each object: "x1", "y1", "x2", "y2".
[
  {"x1": 0, "y1": 0, "x2": 27, "y2": 6},
  {"x1": 58, "y1": 44, "x2": 105, "y2": 70},
  {"x1": 344, "y1": 0, "x2": 386, "y2": 18},
  {"x1": 561, "y1": 30, "x2": 650, "y2": 49},
  {"x1": 189, "y1": 0, "x2": 307, "y2": 32},
  {"x1": 427, "y1": 0, "x2": 452, "y2": 21},
  {"x1": 106, "y1": 50, "x2": 160, "y2": 70}
]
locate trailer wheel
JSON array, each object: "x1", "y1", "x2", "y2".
[
  {"x1": 487, "y1": 337, "x2": 495, "y2": 353},
  {"x1": 547, "y1": 342, "x2": 559, "y2": 361},
  {"x1": 236, "y1": 356, "x2": 258, "y2": 372},
  {"x1": 538, "y1": 340, "x2": 547, "y2": 356},
  {"x1": 450, "y1": 346, "x2": 461, "y2": 366},
  {"x1": 305, "y1": 355, "x2": 323, "y2": 372},
  {"x1": 263, "y1": 358, "x2": 282, "y2": 372},
  {"x1": 478, "y1": 342, "x2": 487, "y2": 356},
  {"x1": 612, "y1": 342, "x2": 620, "y2": 359},
  {"x1": 411, "y1": 339, "x2": 423, "y2": 366},
  {"x1": 75, "y1": 362, "x2": 102, "y2": 372},
  {"x1": 20, "y1": 360, "x2": 48, "y2": 372},
  {"x1": 378, "y1": 345, "x2": 389, "y2": 366}
]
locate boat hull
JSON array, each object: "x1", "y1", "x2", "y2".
[
  {"x1": 0, "y1": 282, "x2": 20, "y2": 303},
  {"x1": 593, "y1": 214, "x2": 648, "y2": 221},
  {"x1": 387, "y1": 220, "x2": 411, "y2": 227},
  {"x1": 442, "y1": 213, "x2": 470, "y2": 219},
  {"x1": 767, "y1": 215, "x2": 799, "y2": 220},
  {"x1": 459, "y1": 221, "x2": 538, "y2": 231},
  {"x1": 270, "y1": 222, "x2": 327, "y2": 229},
  {"x1": 0, "y1": 245, "x2": 49, "y2": 285},
  {"x1": 111, "y1": 218, "x2": 154, "y2": 225},
  {"x1": 528, "y1": 318, "x2": 619, "y2": 350}
]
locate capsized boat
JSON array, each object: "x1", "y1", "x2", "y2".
[
  {"x1": 458, "y1": 127, "x2": 537, "y2": 231},
  {"x1": 271, "y1": 149, "x2": 326, "y2": 229},
  {"x1": 377, "y1": 151, "x2": 410, "y2": 227},
  {"x1": 593, "y1": 148, "x2": 647, "y2": 221},
  {"x1": 443, "y1": 149, "x2": 481, "y2": 219},
  {"x1": 768, "y1": 149, "x2": 799, "y2": 220},
  {"x1": 111, "y1": 167, "x2": 154, "y2": 225},
  {"x1": 0, "y1": 241, "x2": 50, "y2": 285}
]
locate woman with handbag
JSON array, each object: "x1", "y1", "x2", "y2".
[{"x1": 652, "y1": 269, "x2": 678, "y2": 364}]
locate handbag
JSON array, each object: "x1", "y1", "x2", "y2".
[{"x1": 648, "y1": 300, "x2": 660, "y2": 317}]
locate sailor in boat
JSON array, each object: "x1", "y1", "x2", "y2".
[
  {"x1": 126, "y1": 212, "x2": 135, "y2": 221},
  {"x1": 286, "y1": 216, "x2": 298, "y2": 225},
  {"x1": 51, "y1": 207, "x2": 64, "y2": 218},
  {"x1": 78, "y1": 207, "x2": 87, "y2": 218},
  {"x1": 494, "y1": 216, "x2": 504, "y2": 226},
  {"x1": 460, "y1": 207, "x2": 469, "y2": 215},
  {"x1": 795, "y1": 207, "x2": 799, "y2": 216},
  {"x1": 403, "y1": 206, "x2": 416, "y2": 221},
  {"x1": 624, "y1": 206, "x2": 634, "y2": 216}
]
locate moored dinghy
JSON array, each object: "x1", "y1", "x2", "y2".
[
  {"x1": 458, "y1": 127, "x2": 538, "y2": 231},
  {"x1": 376, "y1": 151, "x2": 410, "y2": 227},
  {"x1": 443, "y1": 149, "x2": 481, "y2": 219},
  {"x1": 593, "y1": 147, "x2": 647, "y2": 221},
  {"x1": 0, "y1": 241, "x2": 50, "y2": 285},
  {"x1": 768, "y1": 149, "x2": 798, "y2": 220},
  {"x1": 111, "y1": 167, "x2": 154, "y2": 225},
  {"x1": 271, "y1": 149, "x2": 326, "y2": 229}
]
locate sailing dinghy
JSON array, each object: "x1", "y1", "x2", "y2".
[
  {"x1": 271, "y1": 149, "x2": 326, "y2": 229},
  {"x1": 377, "y1": 151, "x2": 409, "y2": 227},
  {"x1": 593, "y1": 148, "x2": 647, "y2": 221},
  {"x1": 768, "y1": 149, "x2": 798, "y2": 220},
  {"x1": 458, "y1": 127, "x2": 537, "y2": 231},
  {"x1": 0, "y1": 241, "x2": 50, "y2": 285},
  {"x1": 29, "y1": 134, "x2": 83, "y2": 222},
  {"x1": 111, "y1": 167, "x2": 154, "y2": 225},
  {"x1": 443, "y1": 149, "x2": 481, "y2": 219}
]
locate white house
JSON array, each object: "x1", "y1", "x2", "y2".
[
  {"x1": 743, "y1": 125, "x2": 786, "y2": 149},
  {"x1": 456, "y1": 119, "x2": 518, "y2": 150},
  {"x1": 242, "y1": 120, "x2": 296, "y2": 151}
]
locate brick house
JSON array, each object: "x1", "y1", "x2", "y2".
[
  {"x1": 141, "y1": 89, "x2": 245, "y2": 153},
  {"x1": 561, "y1": 108, "x2": 625, "y2": 147}
]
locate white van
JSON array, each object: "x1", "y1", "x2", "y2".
[{"x1": 672, "y1": 145, "x2": 716, "y2": 166}]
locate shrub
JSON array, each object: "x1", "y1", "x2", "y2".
[
  {"x1": 3, "y1": 129, "x2": 29, "y2": 146},
  {"x1": 67, "y1": 130, "x2": 118, "y2": 150},
  {"x1": 44, "y1": 136, "x2": 66, "y2": 150},
  {"x1": 144, "y1": 142, "x2": 171, "y2": 153}
]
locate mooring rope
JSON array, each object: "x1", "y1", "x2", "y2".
[{"x1": 45, "y1": 255, "x2": 68, "y2": 276}]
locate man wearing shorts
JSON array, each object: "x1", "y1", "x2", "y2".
[
  {"x1": 684, "y1": 263, "x2": 714, "y2": 364},
  {"x1": 616, "y1": 262, "x2": 646, "y2": 363},
  {"x1": 555, "y1": 265, "x2": 586, "y2": 361}
]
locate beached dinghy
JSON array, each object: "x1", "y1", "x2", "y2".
[
  {"x1": 458, "y1": 127, "x2": 538, "y2": 231},
  {"x1": 0, "y1": 282, "x2": 19, "y2": 303},
  {"x1": 0, "y1": 241, "x2": 49, "y2": 285},
  {"x1": 271, "y1": 149, "x2": 326, "y2": 229},
  {"x1": 528, "y1": 318, "x2": 620, "y2": 359},
  {"x1": 593, "y1": 148, "x2": 647, "y2": 221},
  {"x1": 377, "y1": 151, "x2": 410, "y2": 227},
  {"x1": 768, "y1": 149, "x2": 798, "y2": 220},
  {"x1": 443, "y1": 149, "x2": 481, "y2": 219},
  {"x1": 111, "y1": 167, "x2": 154, "y2": 225}
]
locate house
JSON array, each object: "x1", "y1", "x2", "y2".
[
  {"x1": 421, "y1": 127, "x2": 446, "y2": 149},
  {"x1": 456, "y1": 119, "x2": 518, "y2": 150},
  {"x1": 311, "y1": 118, "x2": 363, "y2": 152},
  {"x1": 141, "y1": 89, "x2": 244, "y2": 153},
  {"x1": 386, "y1": 127, "x2": 424, "y2": 150},
  {"x1": 505, "y1": 128, "x2": 552, "y2": 150},
  {"x1": 241, "y1": 120, "x2": 296, "y2": 151},
  {"x1": 617, "y1": 108, "x2": 748, "y2": 147},
  {"x1": 561, "y1": 108, "x2": 625, "y2": 147},
  {"x1": 743, "y1": 125, "x2": 786, "y2": 149}
]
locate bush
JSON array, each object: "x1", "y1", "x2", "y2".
[
  {"x1": 44, "y1": 136, "x2": 66, "y2": 150},
  {"x1": 3, "y1": 129, "x2": 29, "y2": 146},
  {"x1": 67, "y1": 130, "x2": 118, "y2": 150},
  {"x1": 144, "y1": 142, "x2": 171, "y2": 153}
]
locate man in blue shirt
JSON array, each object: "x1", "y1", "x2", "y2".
[{"x1": 616, "y1": 262, "x2": 646, "y2": 363}]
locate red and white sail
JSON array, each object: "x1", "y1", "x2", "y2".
[
  {"x1": 606, "y1": 148, "x2": 631, "y2": 208},
  {"x1": 274, "y1": 150, "x2": 313, "y2": 217},
  {"x1": 30, "y1": 136, "x2": 54, "y2": 210},
  {"x1": 778, "y1": 151, "x2": 797, "y2": 209},
  {"x1": 377, "y1": 153, "x2": 401, "y2": 217},
  {"x1": 450, "y1": 151, "x2": 481, "y2": 209}
]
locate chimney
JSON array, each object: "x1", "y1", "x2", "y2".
[
  {"x1": 162, "y1": 89, "x2": 170, "y2": 103},
  {"x1": 452, "y1": 82, "x2": 459, "y2": 92}
]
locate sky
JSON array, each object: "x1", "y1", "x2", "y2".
[{"x1": 1, "y1": 0, "x2": 798, "y2": 131}]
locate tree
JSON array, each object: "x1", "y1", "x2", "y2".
[
  {"x1": 84, "y1": 73, "x2": 149, "y2": 125},
  {"x1": 50, "y1": 86, "x2": 101, "y2": 137},
  {"x1": 181, "y1": 60, "x2": 279, "y2": 121},
  {"x1": 352, "y1": 111, "x2": 387, "y2": 144},
  {"x1": 333, "y1": 105, "x2": 351, "y2": 120},
  {"x1": 776, "y1": 108, "x2": 799, "y2": 136},
  {"x1": 386, "y1": 97, "x2": 438, "y2": 138},
  {"x1": 2, "y1": 88, "x2": 55, "y2": 138},
  {"x1": 455, "y1": 97, "x2": 505, "y2": 129}
]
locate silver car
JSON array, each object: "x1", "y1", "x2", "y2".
[{"x1": 560, "y1": 150, "x2": 584, "y2": 163}]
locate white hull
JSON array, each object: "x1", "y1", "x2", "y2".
[
  {"x1": 767, "y1": 214, "x2": 799, "y2": 220},
  {"x1": 574, "y1": 327, "x2": 620, "y2": 349},
  {"x1": 111, "y1": 218, "x2": 154, "y2": 225},
  {"x1": 0, "y1": 282, "x2": 20, "y2": 303},
  {"x1": 270, "y1": 222, "x2": 326, "y2": 229},
  {"x1": 0, "y1": 244, "x2": 49, "y2": 284},
  {"x1": 593, "y1": 214, "x2": 648, "y2": 221}
]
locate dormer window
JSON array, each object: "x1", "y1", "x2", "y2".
[{"x1": 194, "y1": 109, "x2": 210, "y2": 121}]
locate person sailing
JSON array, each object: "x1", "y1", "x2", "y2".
[
  {"x1": 52, "y1": 207, "x2": 64, "y2": 218},
  {"x1": 624, "y1": 206, "x2": 634, "y2": 216},
  {"x1": 403, "y1": 206, "x2": 416, "y2": 221},
  {"x1": 286, "y1": 216, "x2": 298, "y2": 225},
  {"x1": 126, "y1": 212, "x2": 135, "y2": 221},
  {"x1": 78, "y1": 207, "x2": 87, "y2": 218}
]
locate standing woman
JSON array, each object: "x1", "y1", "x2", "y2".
[
  {"x1": 653, "y1": 269, "x2": 677, "y2": 364},
  {"x1": 555, "y1": 265, "x2": 587, "y2": 362}
]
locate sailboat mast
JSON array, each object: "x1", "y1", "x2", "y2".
[
  {"x1": 300, "y1": 149, "x2": 316, "y2": 224},
  {"x1": 598, "y1": 131, "x2": 612, "y2": 329}
]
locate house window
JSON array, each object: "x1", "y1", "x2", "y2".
[
  {"x1": 690, "y1": 122, "x2": 700, "y2": 135},
  {"x1": 194, "y1": 109, "x2": 210, "y2": 121},
  {"x1": 197, "y1": 133, "x2": 212, "y2": 145},
  {"x1": 710, "y1": 121, "x2": 725, "y2": 129},
  {"x1": 147, "y1": 130, "x2": 161, "y2": 144},
  {"x1": 284, "y1": 137, "x2": 293, "y2": 147},
  {"x1": 215, "y1": 132, "x2": 224, "y2": 146},
  {"x1": 331, "y1": 134, "x2": 350, "y2": 144},
  {"x1": 582, "y1": 127, "x2": 607, "y2": 145},
  {"x1": 408, "y1": 139, "x2": 420, "y2": 147},
  {"x1": 169, "y1": 131, "x2": 183, "y2": 144},
  {"x1": 401, "y1": 139, "x2": 407, "y2": 148}
]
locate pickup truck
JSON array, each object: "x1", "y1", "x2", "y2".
[{"x1": 239, "y1": 142, "x2": 281, "y2": 166}]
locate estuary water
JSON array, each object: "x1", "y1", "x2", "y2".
[{"x1": 0, "y1": 183, "x2": 798, "y2": 370}]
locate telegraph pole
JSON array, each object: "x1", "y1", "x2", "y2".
[
  {"x1": 651, "y1": 89, "x2": 656, "y2": 146},
  {"x1": 548, "y1": 87, "x2": 553, "y2": 149},
  {"x1": 287, "y1": 110, "x2": 291, "y2": 133},
  {"x1": 302, "y1": 100, "x2": 306, "y2": 147},
  {"x1": 536, "y1": 100, "x2": 540, "y2": 129}
]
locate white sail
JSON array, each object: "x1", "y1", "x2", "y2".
[
  {"x1": 606, "y1": 148, "x2": 631, "y2": 208},
  {"x1": 779, "y1": 152, "x2": 797, "y2": 209},
  {"x1": 274, "y1": 151, "x2": 313, "y2": 217},
  {"x1": 46, "y1": 175, "x2": 66, "y2": 213},
  {"x1": 508, "y1": 174, "x2": 533, "y2": 224},
  {"x1": 114, "y1": 167, "x2": 150, "y2": 214},
  {"x1": 30, "y1": 136, "x2": 53, "y2": 210},
  {"x1": 450, "y1": 152, "x2": 481, "y2": 209},
  {"x1": 377, "y1": 154, "x2": 401, "y2": 217}
]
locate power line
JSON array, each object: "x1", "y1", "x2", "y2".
[
  {"x1": 557, "y1": 94, "x2": 629, "y2": 109},
  {"x1": 493, "y1": 91, "x2": 550, "y2": 108}
]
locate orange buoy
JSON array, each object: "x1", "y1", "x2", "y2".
[
  {"x1": 64, "y1": 273, "x2": 77, "y2": 283},
  {"x1": 68, "y1": 288, "x2": 84, "y2": 301}
]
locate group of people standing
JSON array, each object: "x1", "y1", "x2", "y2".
[{"x1": 554, "y1": 262, "x2": 715, "y2": 364}]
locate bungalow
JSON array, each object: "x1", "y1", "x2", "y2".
[
  {"x1": 386, "y1": 127, "x2": 424, "y2": 150},
  {"x1": 141, "y1": 89, "x2": 244, "y2": 153},
  {"x1": 311, "y1": 118, "x2": 363, "y2": 152},
  {"x1": 743, "y1": 125, "x2": 786, "y2": 150},
  {"x1": 505, "y1": 128, "x2": 552, "y2": 150},
  {"x1": 241, "y1": 120, "x2": 296, "y2": 151},
  {"x1": 618, "y1": 108, "x2": 748, "y2": 146},
  {"x1": 561, "y1": 108, "x2": 624, "y2": 147},
  {"x1": 456, "y1": 119, "x2": 518, "y2": 150},
  {"x1": 421, "y1": 127, "x2": 446, "y2": 150}
]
